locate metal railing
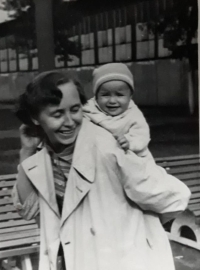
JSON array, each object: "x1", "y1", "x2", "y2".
[{"x1": 0, "y1": 0, "x2": 197, "y2": 72}]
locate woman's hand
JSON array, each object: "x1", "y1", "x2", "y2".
[{"x1": 19, "y1": 124, "x2": 41, "y2": 162}]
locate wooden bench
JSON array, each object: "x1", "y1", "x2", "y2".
[
  {"x1": 156, "y1": 154, "x2": 200, "y2": 250},
  {"x1": 0, "y1": 153, "x2": 199, "y2": 268},
  {"x1": 0, "y1": 174, "x2": 40, "y2": 270}
]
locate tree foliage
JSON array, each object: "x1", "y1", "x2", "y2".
[
  {"x1": 0, "y1": 0, "x2": 80, "y2": 67},
  {"x1": 156, "y1": 0, "x2": 198, "y2": 69}
]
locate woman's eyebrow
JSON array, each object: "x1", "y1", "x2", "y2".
[
  {"x1": 49, "y1": 108, "x2": 62, "y2": 114},
  {"x1": 71, "y1": 103, "x2": 81, "y2": 108}
]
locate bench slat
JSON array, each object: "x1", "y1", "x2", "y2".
[
  {"x1": 155, "y1": 154, "x2": 199, "y2": 162},
  {"x1": 175, "y1": 172, "x2": 200, "y2": 180},
  {"x1": 0, "y1": 245, "x2": 39, "y2": 259},
  {"x1": 0, "y1": 224, "x2": 38, "y2": 234},
  {"x1": 0, "y1": 212, "x2": 21, "y2": 221},
  {"x1": 0, "y1": 174, "x2": 17, "y2": 180},
  {"x1": 0, "y1": 181, "x2": 16, "y2": 188},
  {"x1": 158, "y1": 159, "x2": 200, "y2": 168},
  {"x1": 0, "y1": 229, "x2": 40, "y2": 242},
  {"x1": 0, "y1": 197, "x2": 13, "y2": 205},
  {"x1": 191, "y1": 192, "x2": 200, "y2": 199},
  {"x1": 0, "y1": 189, "x2": 12, "y2": 197},
  {"x1": 0, "y1": 236, "x2": 40, "y2": 249},
  {"x1": 183, "y1": 179, "x2": 200, "y2": 186},
  {"x1": 0, "y1": 204, "x2": 15, "y2": 213},
  {"x1": 166, "y1": 165, "x2": 200, "y2": 174},
  {"x1": 189, "y1": 198, "x2": 200, "y2": 204},
  {"x1": 0, "y1": 219, "x2": 36, "y2": 229},
  {"x1": 188, "y1": 204, "x2": 200, "y2": 211},
  {"x1": 188, "y1": 186, "x2": 200, "y2": 193}
]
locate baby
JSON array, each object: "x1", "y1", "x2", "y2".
[{"x1": 83, "y1": 63, "x2": 151, "y2": 158}]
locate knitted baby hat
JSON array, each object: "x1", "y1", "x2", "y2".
[{"x1": 92, "y1": 63, "x2": 134, "y2": 95}]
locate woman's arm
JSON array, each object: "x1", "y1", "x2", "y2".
[
  {"x1": 17, "y1": 124, "x2": 41, "y2": 202},
  {"x1": 12, "y1": 124, "x2": 40, "y2": 220},
  {"x1": 17, "y1": 148, "x2": 37, "y2": 203},
  {"x1": 13, "y1": 164, "x2": 39, "y2": 220}
]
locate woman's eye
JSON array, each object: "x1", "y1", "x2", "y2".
[
  {"x1": 52, "y1": 112, "x2": 62, "y2": 118},
  {"x1": 71, "y1": 106, "x2": 80, "y2": 113}
]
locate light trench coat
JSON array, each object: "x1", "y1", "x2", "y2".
[{"x1": 13, "y1": 119, "x2": 190, "y2": 270}]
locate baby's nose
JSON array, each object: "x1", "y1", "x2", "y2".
[{"x1": 109, "y1": 96, "x2": 117, "y2": 103}]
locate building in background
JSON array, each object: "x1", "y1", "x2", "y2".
[{"x1": 0, "y1": 0, "x2": 198, "y2": 112}]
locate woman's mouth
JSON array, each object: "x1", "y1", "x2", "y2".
[{"x1": 58, "y1": 129, "x2": 75, "y2": 135}]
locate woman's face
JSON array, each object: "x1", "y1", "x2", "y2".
[{"x1": 35, "y1": 81, "x2": 83, "y2": 152}]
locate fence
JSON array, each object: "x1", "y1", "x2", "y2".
[
  {"x1": 0, "y1": 0, "x2": 197, "y2": 72},
  {"x1": 55, "y1": 0, "x2": 175, "y2": 68}
]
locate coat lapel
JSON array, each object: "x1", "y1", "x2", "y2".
[
  {"x1": 22, "y1": 119, "x2": 96, "y2": 225},
  {"x1": 22, "y1": 148, "x2": 60, "y2": 217},
  {"x1": 61, "y1": 119, "x2": 96, "y2": 226}
]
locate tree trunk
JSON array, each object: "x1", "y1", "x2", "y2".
[{"x1": 34, "y1": 0, "x2": 55, "y2": 72}]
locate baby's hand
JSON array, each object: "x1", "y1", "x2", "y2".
[{"x1": 115, "y1": 135, "x2": 129, "y2": 152}]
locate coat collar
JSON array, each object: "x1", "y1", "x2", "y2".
[
  {"x1": 72, "y1": 118, "x2": 96, "y2": 183},
  {"x1": 21, "y1": 118, "x2": 96, "y2": 219}
]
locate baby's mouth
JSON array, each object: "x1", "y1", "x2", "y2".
[{"x1": 107, "y1": 106, "x2": 120, "y2": 110}]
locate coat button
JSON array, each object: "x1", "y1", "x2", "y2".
[
  {"x1": 90, "y1": 228, "x2": 95, "y2": 236},
  {"x1": 44, "y1": 250, "x2": 48, "y2": 255}
]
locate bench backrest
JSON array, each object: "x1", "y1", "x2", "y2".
[
  {"x1": 0, "y1": 154, "x2": 199, "y2": 258},
  {"x1": 156, "y1": 154, "x2": 200, "y2": 223},
  {"x1": 0, "y1": 174, "x2": 40, "y2": 259}
]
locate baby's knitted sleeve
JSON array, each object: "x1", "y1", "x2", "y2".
[{"x1": 124, "y1": 103, "x2": 150, "y2": 154}]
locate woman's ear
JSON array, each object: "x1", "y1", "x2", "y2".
[{"x1": 31, "y1": 117, "x2": 40, "y2": 126}]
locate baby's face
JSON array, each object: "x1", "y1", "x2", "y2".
[{"x1": 96, "y1": 80, "x2": 132, "y2": 116}]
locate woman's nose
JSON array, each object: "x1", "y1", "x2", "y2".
[{"x1": 64, "y1": 113, "x2": 74, "y2": 126}]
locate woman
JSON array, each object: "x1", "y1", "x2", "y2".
[{"x1": 13, "y1": 71, "x2": 190, "y2": 270}]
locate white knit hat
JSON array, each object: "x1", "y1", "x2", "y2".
[{"x1": 92, "y1": 63, "x2": 134, "y2": 95}]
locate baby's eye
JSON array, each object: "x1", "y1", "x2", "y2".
[
  {"x1": 101, "y1": 93, "x2": 110, "y2": 97},
  {"x1": 116, "y1": 93, "x2": 124, "y2": 96}
]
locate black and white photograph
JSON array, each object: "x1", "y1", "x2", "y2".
[{"x1": 0, "y1": 0, "x2": 199, "y2": 269}]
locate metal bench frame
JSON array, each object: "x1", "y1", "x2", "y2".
[{"x1": 156, "y1": 154, "x2": 200, "y2": 250}]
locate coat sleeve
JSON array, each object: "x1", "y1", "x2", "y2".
[
  {"x1": 12, "y1": 165, "x2": 39, "y2": 220},
  {"x1": 113, "y1": 148, "x2": 191, "y2": 216},
  {"x1": 124, "y1": 104, "x2": 151, "y2": 153}
]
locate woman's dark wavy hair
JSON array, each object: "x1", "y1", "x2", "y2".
[{"x1": 15, "y1": 71, "x2": 87, "y2": 127}]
